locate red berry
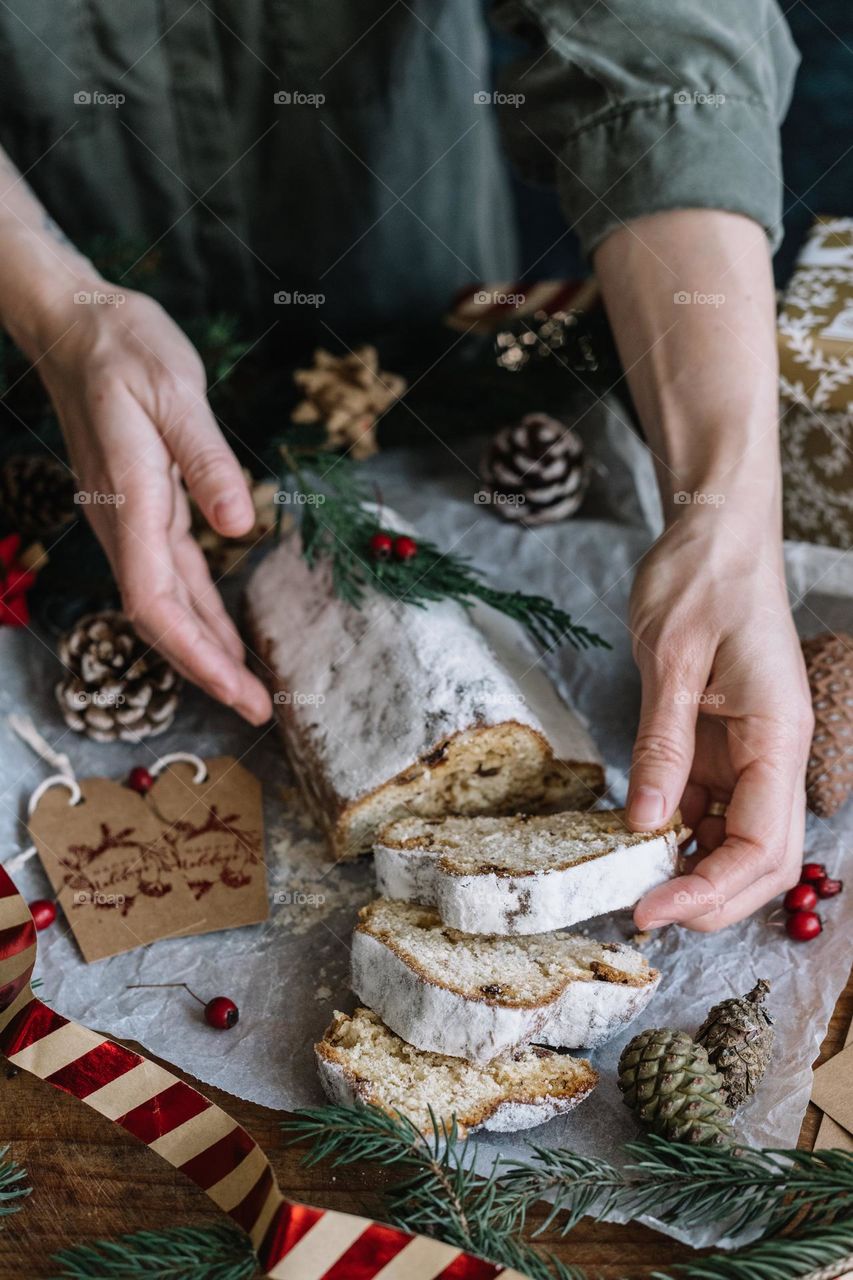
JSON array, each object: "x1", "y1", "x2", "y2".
[
  {"x1": 204, "y1": 996, "x2": 239, "y2": 1030},
  {"x1": 785, "y1": 910, "x2": 822, "y2": 942},
  {"x1": 128, "y1": 766, "x2": 154, "y2": 795},
  {"x1": 29, "y1": 899, "x2": 56, "y2": 931},
  {"x1": 368, "y1": 532, "x2": 393, "y2": 560},
  {"x1": 815, "y1": 876, "x2": 843, "y2": 899},
  {"x1": 783, "y1": 883, "x2": 818, "y2": 912},
  {"x1": 800, "y1": 861, "x2": 827, "y2": 883},
  {"x1": 393, "y1": 535, "x2": 418, "y2": 562}
]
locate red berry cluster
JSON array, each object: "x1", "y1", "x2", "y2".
[
  {"x1": 783, "y1": 861, "x2": 842, "y2": 941},
  {"x1": 368, "y1": 532, "x2": 418, "y2": 562}
]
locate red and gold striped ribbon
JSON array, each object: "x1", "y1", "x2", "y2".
[{"x1": 0, "y1": 864, "x2": 526, "y2": 1279}]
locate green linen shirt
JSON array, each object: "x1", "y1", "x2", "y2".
[{"x1": 0, "y1": 2, "x2": 799, "y2": 338}]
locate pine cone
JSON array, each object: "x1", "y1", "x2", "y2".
[
  {"x1": 479, "y1": 413, "x2": 589, "y2": 527},
  {"x1": 802, "y1": 632, "x2": 853, "y2": 817},
  {"x1": 0, "y1": 454, "x2": 76, "y2": 539},
  {"x1": 55, "y1": 610, "x2": 182, "y2": 743},
  {"x1": 696, "y1": 980, "x2": 774, "y2": 1109},
  {"x1": 618, "y1": 1027, "x2": 735, "y2": 1146}
]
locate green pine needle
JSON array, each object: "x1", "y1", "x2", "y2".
[
  {"x1": 276, "y1": 448, "x2": 609, "y2": 653},
  {"x1": 500, "y1": 1136, "x2": 853, "y2": 1240},
  {"x1": 49, "y1": 1222, "x2": 258, "y2": 1280},
  {"x1": 284, "y1": 1104, "x2": 853, "y2": 1280},
  {"x1": 0, "y1": 1146, "x2": 30, "y2": 1219},
  {"x1": 283, "y1": 1104, "x2": 579, "y2": 1279},
  {"x1": 652, "y1": 1220, "x2": 853, "y2": 1280}
]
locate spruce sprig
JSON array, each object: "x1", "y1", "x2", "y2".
[
  {"x1": 0, "y1": 1146, "x2": 30, "y2": 1219},
  {"x1": 285, "y1": 1103, "x2": 853, "y2": 1279},
  {"x1": 277, "y1": 448, "x2": 609, "y2": 653},
  {"x1": 49, "y1": 1222, "x2": 258, "y2": 1279},
  {"x1": 652, "y1": 1219, "x2": 853, "y2": 1280},
  {"x1": 500, "y1": 1137, "x2": 853, "y2": 1239},
  {"x1": 283, "y1": 1105, "x2": 581, "y2": 1280}
]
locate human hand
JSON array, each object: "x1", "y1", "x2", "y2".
[
  {"x1": 626, "y1": 508, "x2": 813, "y2": 931},
  {"x1": 34, "y1": 279, "x2": 272, "y2": 725}
]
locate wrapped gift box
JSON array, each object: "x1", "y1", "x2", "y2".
[{"x1": 779, "y1": 217, "x2": 853, "y2": 547}]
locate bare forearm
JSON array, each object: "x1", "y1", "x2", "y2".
[
  {"x1": 594, "y1": 209, "x2": 781, "y2": 524},
  {"x1": 0, "y1": 143, "x2": 100, "y2": 358}
]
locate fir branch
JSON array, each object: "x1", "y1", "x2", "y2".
[
  {"x1": 653, "y1": 1220, "x2": 853, "y2": 1280},
  {"x1": 276, "y1": 448, "x2": 609, "y2": 652},
  {"x1": 283, "y1": 1104, "x2": 582, "y2": 1280},
  {"x1": 0, "y1": 1146, "x2": 30, "y2": 1219},
  {"x1": 49, "y1": 1222, "x2": 258, "y2": 1280},
  {"x1": 500, "y1": 1137, "x2": 853, "y2": 1240},
  {"x1": 285, "y1": 1104, "x2": 853, "y2": 1280}
]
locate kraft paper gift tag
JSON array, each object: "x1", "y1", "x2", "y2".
[{"x1": 29, "y1": 757, "x2": 267, "y2": 962}]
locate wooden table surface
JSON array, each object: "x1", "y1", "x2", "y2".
[{"x1": 0, "y1": 969, "x2": 850, "y2": 1279}]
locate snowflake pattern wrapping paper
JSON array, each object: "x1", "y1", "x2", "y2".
[{"x1": 779, "y1": 215, "x2": 853, "y2": 547}]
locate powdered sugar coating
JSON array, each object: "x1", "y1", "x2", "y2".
[
  {"x1": 246, "y1": 518, "x2": 601, "y2": 806},
  {"x1": 351, "y1": 917, "x2": 660, "y2": 1062},
  {"x1": 374, "y1": 812, "x2": 681, "y2": 935}
]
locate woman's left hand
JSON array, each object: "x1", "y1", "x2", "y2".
[{"x1": 626, "y1": 507, "x2": 814, "y2": 931}]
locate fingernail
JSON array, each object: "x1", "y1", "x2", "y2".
[
  {"x1": 628, "y1": 785, "x2": 666, "y2": 827},
  {"x1": 213, "y1": 494, "x2": 247, "y2": 532},
  {"x1": 640, "y1": 919, "x2": 670, "y2": 930}
]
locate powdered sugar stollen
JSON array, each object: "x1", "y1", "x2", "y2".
[{"x1": 2, "y1": 403, "x2": 851, "y2": 1251}]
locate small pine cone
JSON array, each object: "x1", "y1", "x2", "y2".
[
  {"x1": 0, "y1": 454, "x2": 77, "y2": 540},
  {"x1": 618, "y1": 1027, "x2": 735, "y2": 1147},
  {"x1": 802, "y1": 632, "x2": 853, "y2": 817},
  {"x1": 479, "y1": 413, "x2": 588, "y2": 527},
  {"x1": 55, "y1": 610, "x2": 182, "y2": 743},
  {"x1": 696, "y1": 980, "x2": 774, "y2": 1109}
]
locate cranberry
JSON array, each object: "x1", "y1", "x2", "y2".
[
  {"x1": 368, "y1": 532, "x2": 393, "y2": 560},
  {"x1": 393, "y1": 535, "x2": 418, "y2": 561},
  {"x1": 785, "y1": 910, "x2": 822, "y2": 942},
  {"x1": 800, "y1": 861, "x2": 827, "y2": 883},
  {"x1": 127, "y1": 766, "x2": 154, "y2": 795},
  {"x1": 28, "y1": 899, "x2": 56, "y2": 931},
  {"x1": 783, "y1": 883, "x2": 818, "y2": 912},
  {"x1": 204, "y1": 996, "x2": 239, "y2": 1030},
  {"x1": 814, "y1": 876, "x2": 843, "y2": 899}
]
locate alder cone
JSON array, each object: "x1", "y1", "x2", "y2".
[
  {"x1": 802, "y1": 632, "x2": 853, "y2": 817},
  {"x1": 55, "y1": 610, "x2": 181, "y2": 743},
  {"x1": 618, "y1": 1027, "x2": 735, "y2": 1147}
]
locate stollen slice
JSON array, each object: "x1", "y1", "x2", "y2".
[
  {"x1": 374, "y1": 807, "x2": 686, "y2": 935},
  {"x1": 315, "y1": 1007, "x2": 598, "y2": 1137},
  {"x1": 351, "y1": 898, "x2": 660, "y2": 1062}
]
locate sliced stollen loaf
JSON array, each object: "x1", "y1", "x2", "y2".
[
  {"x1": 316, "y1": 1007, "x2": 598, "y2": 1136},
  {"x1": 375, "y1": 808, "x2": 686, "y2": 935},
  {"x1": 245, "y1": 518, "x2": 604, "y2": 859},
  {"x1": 351, "y1": 898, "x2": 660, "y2": 1062}
]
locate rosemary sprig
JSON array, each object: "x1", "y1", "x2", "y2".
[{"x1": 277, "y1": 447, "x2": 609, "y2": 653}]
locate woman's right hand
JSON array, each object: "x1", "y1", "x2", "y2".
[{"x1": 32, "y1": 277, "x2": 272, "y2": 725}]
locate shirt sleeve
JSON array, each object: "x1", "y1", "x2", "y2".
[{"x1": 491, "y1": 0, "x2": 800, "y2": 256}]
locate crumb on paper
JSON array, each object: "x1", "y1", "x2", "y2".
[{"x1": 631, "y1": 930, "x2": 653, "y2": 946}]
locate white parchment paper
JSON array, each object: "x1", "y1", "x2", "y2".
[{"x1": 1, "y1": 397, "x2": 851, "y2": 1249}]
